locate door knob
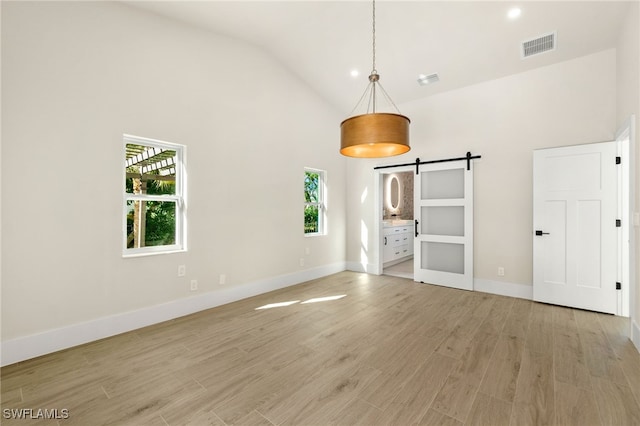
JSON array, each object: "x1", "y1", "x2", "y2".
[{"x1": 535, "y1": 230, "x2": 550, "y2": 236}]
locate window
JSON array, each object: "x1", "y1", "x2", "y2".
[
  {"x1": 304, "y1": 168, "x2": 325, "y2": 235},
  {"x1": 123, "y1": 135, "x2": 186, "y2": 256}
]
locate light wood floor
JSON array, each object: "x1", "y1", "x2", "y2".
[
  {"x1": 2, "y1": 272, "x2": 640, "y2": 425},
  {"x1": 383, "y1": 259, "x2": 413, "y2": 280}
]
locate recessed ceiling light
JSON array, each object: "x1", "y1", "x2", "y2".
[
  {"x1": 508, "y1": 7, "x2": 522, "y2": 19},
  {"x1": 350, "y1": 69, "x2": 359, "y2": 78}
]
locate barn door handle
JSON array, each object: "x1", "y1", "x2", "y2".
[
  {"x1": 415, "y1": 219, "x2": 419, "y2": 237},
  {"x1": 535, "y1": 230, "x2": 550, "y2": 236}
]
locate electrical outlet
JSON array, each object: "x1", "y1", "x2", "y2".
[
  {"x1": 498, "y1": 267, "x2": 505, "y2": 277},
  {"x1": 299, "y1": 258, "x2": 305, "y2": 267},
  {"x1": 178, "y1": 265, "x2": 186, "y2": 277},
  {"x1": 219, "y1": 274, "x2": 226, "y2": 285},
  {"x1": 190, "y1": 280, "x2": 198, "y2": 291},
  {"x1": 305, "y1": 247, "x2": 310, "y2": 255}
]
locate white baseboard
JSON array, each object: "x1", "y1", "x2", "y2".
[
  {"x1": 633, "y1": 319, "x2": 640, "y2": 353},
  {"x1": 383, "y1": 255, "x2": 414, "y2": 269},
  {"x1": 346, "y1": 261, "x2": 376, "y2": 274},
  {"x1": 346, "y1": 264, "x2": 534, "y2": 301},
  {"x1": 1, "y1": 262, "x2": 346, "y2": 367},
  {"x1": 474, "y1": 279, "x2": 533, "y2": 300}
]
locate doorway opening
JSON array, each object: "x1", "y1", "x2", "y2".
[
  {"x1": 378, "y1": 168, "x2": 414, "y2": 279},
  {"x1": 374, "y1": 153, "x2": 479, "y2": 287}
]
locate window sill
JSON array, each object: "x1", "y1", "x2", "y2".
[{"x1": 122, "y1": 248, "x2": 187, "y2": 258}]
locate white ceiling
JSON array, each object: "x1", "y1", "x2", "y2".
[{"x1": 124, "y1": 1, "x2": 632, "y2": 113}]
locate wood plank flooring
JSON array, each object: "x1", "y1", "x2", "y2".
[{"x1": 2, "y1": 271, "x2": 640, "y2": 425}]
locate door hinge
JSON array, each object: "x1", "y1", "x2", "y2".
[
  {"x1": 616, "y1": 156, "x2": 621, "y2": 165},
  {"x1": 616, "y1": 282, "x2": 622, "y2": 290},
  {"x1": 616, "y1": 219, "x2": 622, "y2": 227}
]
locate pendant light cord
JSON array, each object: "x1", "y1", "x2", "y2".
[
  {"x1": 371, "y1": 0, "x2": 377, "y2": 112},
  {"x1": 372, "y1": 0, "x2": 376, "y2": 74},
  {"x1": 348, "y1": 0, "x2": 402, "y2": 116}
]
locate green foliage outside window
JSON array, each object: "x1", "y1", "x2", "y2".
[
  {"x1": 126, "y1": 166, "x2": 177, "y2": 248},
  {"x1": 304, "y1": 206, "x2": 319, "y2": 234},
  {"x1": 304, "y1": 171, "x2": 320, "y2": 234},
  {"x1": 145, "y1": 180, "x2": 176, "y2": 246}
]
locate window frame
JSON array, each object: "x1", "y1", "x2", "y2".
[
  {"x1": 304, "y1": 167, "x2": 326, "y2": 237},
  {"x1": 123, "y1": 134, "x2": 187, "y2": 257}
]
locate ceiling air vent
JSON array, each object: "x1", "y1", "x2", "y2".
[
  {"x1": 521, "y1": 32, "x2": 556, "y2": 58},
  {"x1": 417, "y1": 73, "x2": 439, "y2": 86}
]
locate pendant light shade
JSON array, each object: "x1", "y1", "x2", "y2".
[
  {"x1": 340, "y1": 113, "x2": 410, "y2": 158},
  {"x1": 340, "y1": 0, "x2": 410, "y2": 158}
]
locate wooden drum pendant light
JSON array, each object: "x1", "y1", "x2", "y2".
[
  {"x1": 340, "y1": 0, "x2": 410, "y2": 158},
  {"x1": 340, "y1": 112, "x2": 410, "y2": 158}
]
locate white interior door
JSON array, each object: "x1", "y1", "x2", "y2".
[
  {"x1": 414, "y1": 160, "x2": 473, "y2": 290},
  {"x1": 533, "y1": 142, "x2": 618, "y2": 314}
]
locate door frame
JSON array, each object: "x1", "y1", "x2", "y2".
[
  {"x1": 617, "y1": 131, "x2": 630, "y2": 317},
  {"x1": 616, "y1": 116, "x2": 636, "y2": 324},
  {"x1": 374, "y1": 165, "x2": 415, "y2": 275}
]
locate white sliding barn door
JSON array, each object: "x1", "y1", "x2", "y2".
[
  {"x1": 414, "y1": 161, "x2": 473, "y2": 290},
  {"x1": 533, "y1": 142, "x2": 618, "y2": 314}
]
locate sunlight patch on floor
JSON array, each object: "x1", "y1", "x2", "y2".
[
  {"x1": 301, "y1": 295, "x2": 346, "y2": 304},
  {"x1": 255, "y1": 294, "x2": 347, "y2": 310},
  {"x1": 255, "y1": 300, "x2": 300, "y2": 310}
]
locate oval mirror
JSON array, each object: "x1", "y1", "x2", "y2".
[{"x1": 390, "y1": 176, "x2": 400, "y2": 209}]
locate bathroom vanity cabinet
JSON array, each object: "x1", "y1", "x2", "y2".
[{"x1": 383, "y1": 223, "x2": 414, "y2": 266}]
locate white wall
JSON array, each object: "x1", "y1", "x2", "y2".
[
  {"x1": 346, "y1": 50, "x2": 617, "y2": 290},
  {"x1": 1, "y1": 2, "x2": 346, "y2": 363}
]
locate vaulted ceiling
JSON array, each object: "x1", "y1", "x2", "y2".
[{"x1": 125, "y1": 1, "x2": 633, "y2": 113}]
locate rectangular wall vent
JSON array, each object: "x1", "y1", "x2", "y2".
[{"x1": 521, "y1": 32, "x2": 556, "y2": 58}]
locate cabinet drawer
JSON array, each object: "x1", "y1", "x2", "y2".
[
  {"x1": 383, "y1": 225, "x2": 413, "y2": 236},
  {"x1": 383, "y1": 227, "x2": 401, "y2": 236}
]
